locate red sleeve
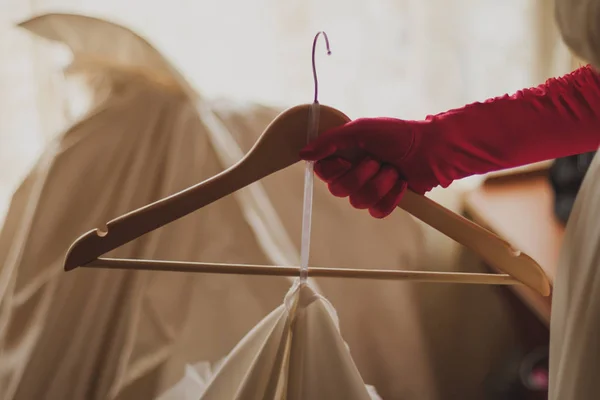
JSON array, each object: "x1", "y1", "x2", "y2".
[{"x1": 422, "y1": 65, "x2": 600, "y2": 188}]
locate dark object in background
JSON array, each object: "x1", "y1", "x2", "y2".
[
  {"x1": 484, "y1": 347, "x2": 549, "y2": 400},
  {"x1": 519, "y1": 347, "x2": 549, "y2": 395},
  {"x1": 548, "y1": 151, "x2": 597, "y2": 224}
]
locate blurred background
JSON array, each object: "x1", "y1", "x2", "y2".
[
  {"x1": 0, "y1": 1, "x2": 584, "y2": 399},
  {"x1": 0, "y1": 0, "x2": 576, "y2": 217}
]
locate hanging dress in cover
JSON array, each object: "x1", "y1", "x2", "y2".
[{"x1": 158, "y1": 282, "x2": 383, "y2": 399}]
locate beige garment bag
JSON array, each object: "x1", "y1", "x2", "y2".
[{"x1": 0, "y1": 13, "x2": 434, "y2": 400}]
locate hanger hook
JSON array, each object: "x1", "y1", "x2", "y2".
[{"x1": 312, "y1": 31, "x2": 332, "y2": 103}]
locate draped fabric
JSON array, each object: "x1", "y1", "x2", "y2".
[
  {"x1": 159, "y1": 282, "x2": 383, "y2": 400},
  {"x1": 539, "y1": 1, "x2": 600, "y2": 398},
  {"x1": 548, "y1": 150, "x2": 600, "y2": 399},
  {"x1": 0, "y1": 14, "x2": 435, "y2": 400}
]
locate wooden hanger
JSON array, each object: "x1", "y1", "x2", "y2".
[{"x1": 63, "y1": 33, "x2": 551, "y2": 297}]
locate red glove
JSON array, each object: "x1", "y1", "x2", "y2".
[{"x1": 300, "y1": 65, "x2": 600, "y2": 218}]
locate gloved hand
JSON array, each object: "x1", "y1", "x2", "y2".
[
  {"x1": 300, "y1": 65, "x2": 600, "y2": 218},
  {"x1": 299, "y1": 117, "x2": 439, "y2": 218}
]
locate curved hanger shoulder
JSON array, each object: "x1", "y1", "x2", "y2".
[{"x1": 63, "y1": 104, "x2": 349, "y2": 271}]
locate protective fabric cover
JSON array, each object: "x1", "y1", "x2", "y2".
[
  {"x1": 157, "y1": 282, "x2": 383, "y2": 400},
  {"x1": 548, "y1": 150, "x2": 600, "y2": 399},
  {"x1": 0, "y1": 13, "x2": 432, "y2": 400}
]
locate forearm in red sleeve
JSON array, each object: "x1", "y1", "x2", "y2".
[{"x1": 421, "y1": 65, "x2": 600, "y2": 188}]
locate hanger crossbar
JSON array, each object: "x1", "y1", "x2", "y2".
[{"x1": 84, "y1": 257, "x2": 521, "y2": 286}]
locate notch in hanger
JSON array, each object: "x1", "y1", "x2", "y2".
[{"x1": 63, "y1": 32, "x2": 551, "y2": 297}]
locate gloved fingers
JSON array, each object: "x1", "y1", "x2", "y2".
[
  {"x1": 349, "y1": 165, "x2": 399, "y2": 209},
  {"x1": 369, "y1": 180, "x2": 407, "y2": 218},
  {"x1": 314, "y1": 156, "x2": 352, "y2": 183},
  {"x1": 299, "y1": 123, "x2": 360, "y2": 161},
  {"x1": 328, "y1": 156, "x2": 381, "y2": 198}
]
